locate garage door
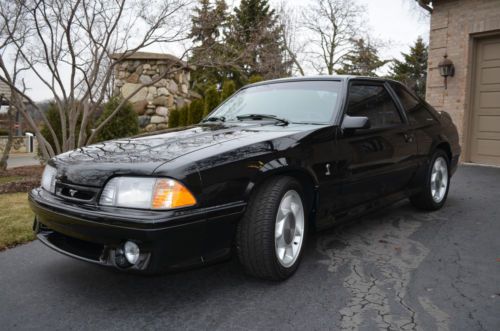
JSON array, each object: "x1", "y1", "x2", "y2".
[{"x1": 470, "y1": 36, "x2": 500, "y2": 166}]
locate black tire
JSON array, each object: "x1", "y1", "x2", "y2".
[
  {"x1": 410, "y1": 149, "x2": 450, "y2": 211},
  {"x1": 236, "y1": 176, "x2": 308, "y2": 281}
]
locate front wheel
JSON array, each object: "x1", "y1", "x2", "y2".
[
  {"x1": 410, "y1": 150, "x2": 450, "y2": 210},
  {"x1": 236, "y1": 176, "x2": 307, "y2": 280}
]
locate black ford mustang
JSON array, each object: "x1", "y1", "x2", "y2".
[{"x1": 30, "y1": 76, "x2": 460, "y2": 280}]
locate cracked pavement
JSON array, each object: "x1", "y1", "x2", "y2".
[{"x1": 0, "y1": 165, "x2": 499, "y2": 330}]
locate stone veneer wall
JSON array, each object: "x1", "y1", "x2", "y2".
[
  {"x1": 426, "y1": 0, "x2": 500, "y2": 154},
  {"x1": 114, "y1": 54, "x2": 199, "y2": 132}
]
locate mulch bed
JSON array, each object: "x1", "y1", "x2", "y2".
[{"x1": 0, "y1": 165, "x2": 44, "y2": 194}]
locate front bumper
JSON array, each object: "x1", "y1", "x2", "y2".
[{"x1": 29, "y1": 188, "x2": 246, "y2": 272}]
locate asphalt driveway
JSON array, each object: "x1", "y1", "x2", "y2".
[{"x1": 0, "y1": 165, "x2": 499, "y2": 330}]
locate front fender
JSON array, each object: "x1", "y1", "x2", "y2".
[
  {"x1": 241, "y1": 159, "x2": 319, "y2": 201},
  {"x1": 196, "y1": 147, "x2": 320, "y2": 210}
]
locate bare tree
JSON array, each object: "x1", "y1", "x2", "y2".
[
  {"x1": 301, "y1": 0, "x2": 366, "y2": 75},
  {"x1": 277, "y1": 1, "x2": 305, "y2": 76},
  {"x1": 0, "y1": 0, "x2": 191, "y2": 161}
]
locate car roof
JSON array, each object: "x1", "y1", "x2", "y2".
[{"x1": 245, "y1": 75, "x2": 401, "y2": 88}]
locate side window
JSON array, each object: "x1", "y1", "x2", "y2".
[
  {"x1": 346, "y1": 83, "x2": 403, "y2": 129},
  {"x1": 390, "y1": 82, "x2": 436, "y2": 125}
]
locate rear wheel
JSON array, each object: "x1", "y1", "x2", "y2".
[
  {"x1": 236, "y1": 176, "x2": 307, "y2": 280},
  {"x1": 410, "y1": 150, "x2": 450, "y2": 210}
]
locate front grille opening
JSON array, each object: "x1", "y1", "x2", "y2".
[
  {"x1": 55, "y1": 183, "x2": 99, "y2": 203},
  {"x1": 46, "y1": 231, "x2": 105, "y2": 262},
  {"x1": 59, "y1": 186, "x2": 95, "y2": 201}
]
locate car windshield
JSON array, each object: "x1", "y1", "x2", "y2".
[{"x1": 208, "y1": 80, "x2": 342, "y2": 124}]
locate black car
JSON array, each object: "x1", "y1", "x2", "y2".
[{"x1": 30, "y1": 76, "x2": 460, "y2": 280}]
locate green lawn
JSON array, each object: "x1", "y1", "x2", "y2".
[
  {"x1": 0, "y1": 176, "x2": 23, "y2": 184},
  {"x1": 0, "y1": 193, "x2": 35, "y2": 250}
]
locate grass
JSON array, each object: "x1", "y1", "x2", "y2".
[
  {"x1": 0, "y1": 193, "x2": 35, "y2": 250},
  {"x1": 0, "y1": 176, "x2": 23, "y2": 184}
]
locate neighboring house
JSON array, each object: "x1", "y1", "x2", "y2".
[
  {"x1": 0, "y1": 80, "x2": 11, "y2": 110},
  {"x1": 418, "y1": 0, "x2": 500, "y2": 166},
  {"x1": 0, "y1": 80, "x2": 12, "y2": 134},
  {"x1": 0, "y1": 81, "x2": 31, "y2": 136}
]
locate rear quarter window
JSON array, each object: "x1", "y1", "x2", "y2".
[{"x1": 390, "y1": 82, "x2": 436, "y2": 126}]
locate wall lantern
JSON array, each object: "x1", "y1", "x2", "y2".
[{"x1": 438, "y1": 54, "x2": 455, "y2": 89}]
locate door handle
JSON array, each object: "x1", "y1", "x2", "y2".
[{"x1": 403, "y1": 133, "x2": 414, "y2": 143}]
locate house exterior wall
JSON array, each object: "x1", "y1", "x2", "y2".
[{"x1": 426, "y1": 0, "x2": 500, "y2": 160}]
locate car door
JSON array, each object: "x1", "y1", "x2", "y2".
[
  {"x1": 389, "y1": 81, "x2": 440, "y2": 165},
  {"x1": 335, "y1": 80, "x2": 418, "y2": 210}
]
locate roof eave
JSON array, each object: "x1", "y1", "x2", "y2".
[{"x1": 416, "y1": 0, "x2": 433, "y2": 13}]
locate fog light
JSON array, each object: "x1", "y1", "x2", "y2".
[{"x1": 124, "y1": 241, "x2": 140, "y2": 265}]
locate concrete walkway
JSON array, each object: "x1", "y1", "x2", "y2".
[{"x1": 5, "y1": 153, "x2": 41, "y2": 169}]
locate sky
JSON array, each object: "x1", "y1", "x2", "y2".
[
  {"x1": 18, "y1": 0, "x2": 430, "y2": 102},
  {"x1": 354, "y1": 0, "x2": 429, "y2": 58},
  {"x1": 280, "y1": 0, "x2": 430, "y2": 70}
]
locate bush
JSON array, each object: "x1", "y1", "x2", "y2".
[
  {"x1": 178, "y1": 105, "x2": 188, "y2": 126},
  {"x1": 248, "y1": 74, "x2": 263, "y2": 84},
  {"x1": 188, "y1": 99, "x2": 205, "y2": 124},
  {"x1": 221, "y1": 80, "x2": 236, "y2": 102},
  {"x1": 96, "y1": 97, "x2": 139, "y2": 142},
  {"x1": 204, "y1": 86, "x2": 220, "y2": 116},
  {"x1": 168, "y1": 109, "x2": 180, "y2": 128}
]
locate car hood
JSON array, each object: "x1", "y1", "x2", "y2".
[{"x1": 51, "y1": 122, "x2": 310, "y2": 187}]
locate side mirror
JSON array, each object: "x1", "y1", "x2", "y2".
[{"x1": 342, "y1": 115, "x2": 371, "y2": 131}]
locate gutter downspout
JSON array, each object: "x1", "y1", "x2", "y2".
[{"x1": 417, "y1": 0, "x2": 433, "y2": 13}]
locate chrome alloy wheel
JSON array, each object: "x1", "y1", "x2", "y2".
[
  {"x1": 430, "y1": 156, "x2": 449, "y2": 203},
  {"x1": 275, "y1": 190, "x2": 305, "y2": 268}
]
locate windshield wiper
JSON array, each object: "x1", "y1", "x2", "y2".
[
  {"x1": 236, "y1": 114, "x2": 289, "y2": 126},
  {"x1": 202, "y1": 116, "x2": 226, "y2": 123}
]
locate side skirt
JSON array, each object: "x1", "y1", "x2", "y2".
[{"x1": 314, "y1": 190, "x2": 414, "y2": 231}]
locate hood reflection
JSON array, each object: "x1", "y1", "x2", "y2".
[{"x1": 55, "y1": 125, "x2": 257, "y2": 165}]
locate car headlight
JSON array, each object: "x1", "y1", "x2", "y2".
[
  {"x1": 99, "y1": 177, "x2": 196, "y2": 210},
  {"x1": 41, "y1": 165, "x2": 57, "y2": 193}
]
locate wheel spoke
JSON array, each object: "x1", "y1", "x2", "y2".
[
  {"x1": 277, "y1": 232, "x2": 287, "y2": 247},
  {"x1": 276, "y1": 207, "x2": 286, "y2": 224},
  {"x1": 282, "y1": 195, "x2": 292, "y2": 211},
  {"x1": 285, "y1": 245, "x2": 294, "y2": 259},
  {"x1": 277, "y1": 246, "x2": 286, "y2": 260},
  {"x1": 275, "y1": 217, "x2": 285, "y2": 239}
]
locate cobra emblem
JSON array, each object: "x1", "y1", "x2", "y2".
[{"x1": 325, "y1": 163, "x2": 331, "y2": 176}]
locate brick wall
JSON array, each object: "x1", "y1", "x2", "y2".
[{"x1": 426, "y1": 0, "x2": 500, "y2": 152}]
